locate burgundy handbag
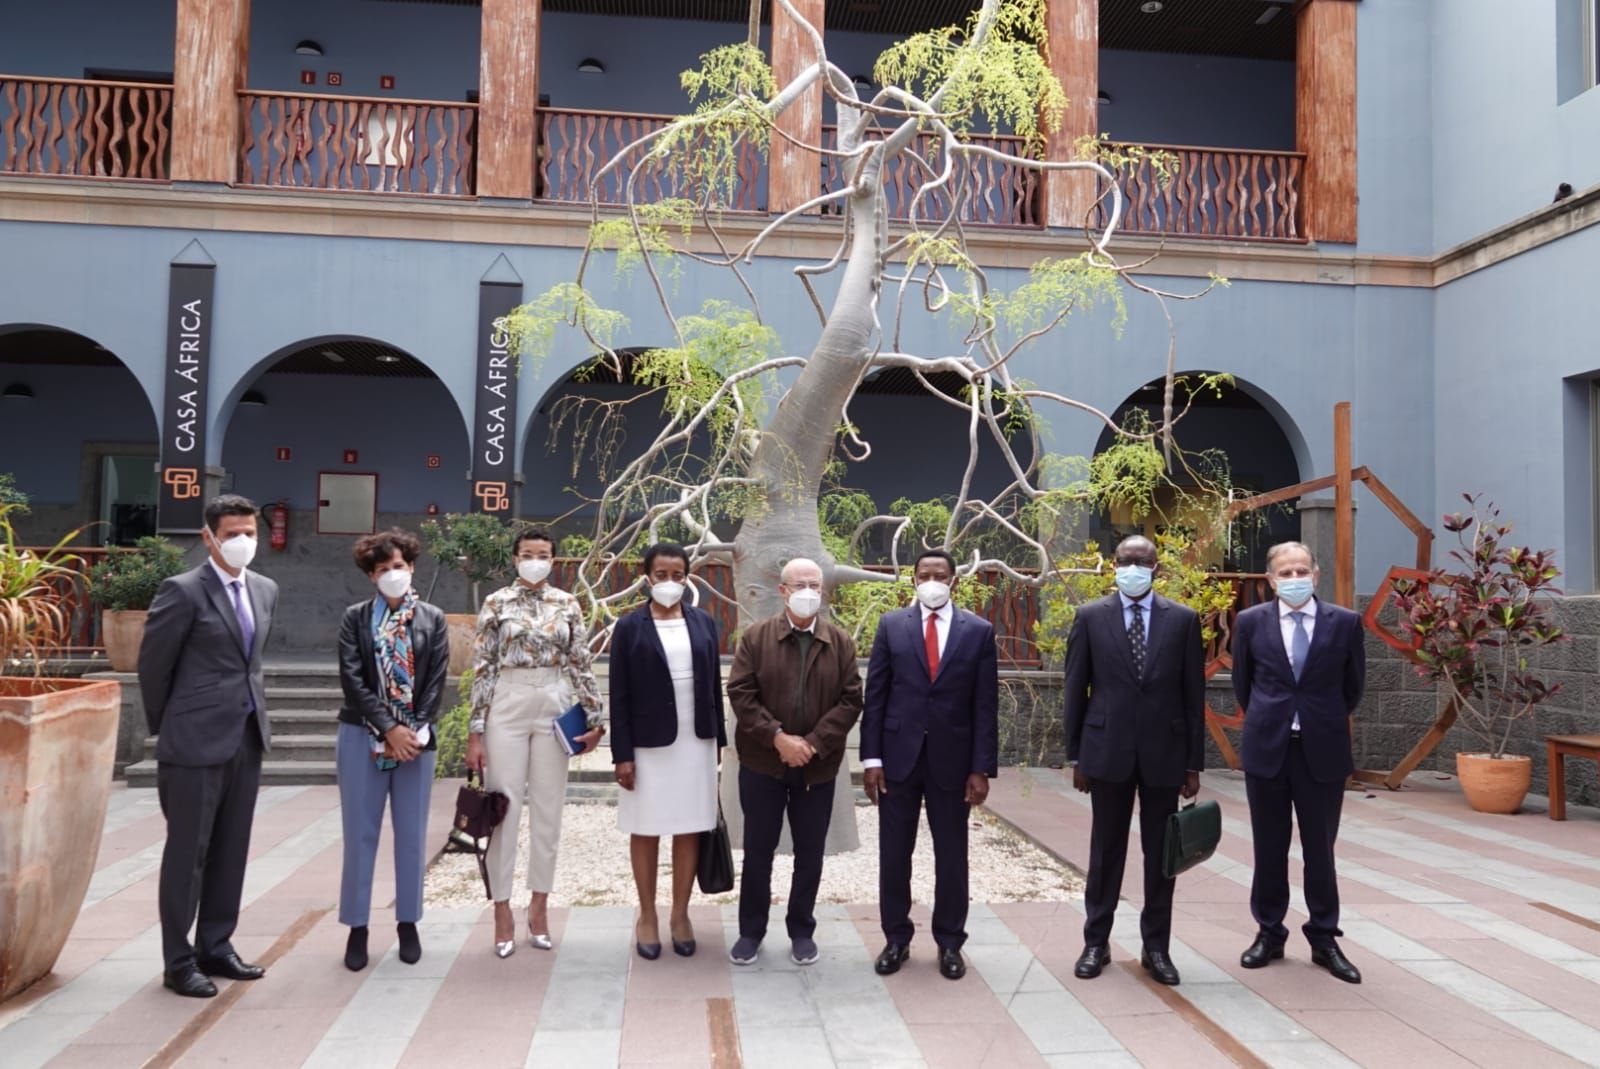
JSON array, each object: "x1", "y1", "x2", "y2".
[{"x1": 449, "y1": 771, "x2": 510, "y2": 898}]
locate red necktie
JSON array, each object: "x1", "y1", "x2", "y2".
[{"x1": 925, "y1": 611, "x2": 940, "y2": 680}]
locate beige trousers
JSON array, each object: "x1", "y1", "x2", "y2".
[{"x1": 483, "y1": 667, "x2": 571, "y2": 900}]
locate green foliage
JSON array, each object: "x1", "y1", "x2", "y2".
[
  {"x1": 0, "y1": 473, "x2": 27, "y2": 512},
  {"x1": 1074, "y1": 134, "x2": 1179, "y2": 186},
  {"x1": 873, "y1": 0, "x2": 1065, "y2": 150},
  {"x1": 434, "y1": 669, "x2": 474, "y2": 779},
  {"x1": 1002, "y1": 254, "x2": 1127, "y2": 339},
  {"x1": 420, "y1": 513, "x2": 512, "y2": 610},
  {"x1": 671, "y1": 43, "x2": 778, "y2": 210},
  {"x1": 502, "y1": 283, "x2": 630, "y2": 378},
  {"x1": 87, "y1": 536, "x2": 186, "y2": 612},
  {"x1": 0, "y1": 503, "x2": 82, "y2": 668},
  {"x1": 589, "y1": 199, "x2": 697, "y2": 280},
  {"x1": 631, "y1": 300, "x2": 778, "y2": 450}
]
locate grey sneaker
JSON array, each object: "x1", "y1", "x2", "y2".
[
  {"x1": 729, "y1": 936, "x2": 761, "y2": 965},
  {"x1": 790, "y1": 937, "x2": 819, "y2": 966}
]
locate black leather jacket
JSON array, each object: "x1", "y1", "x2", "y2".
[{"x1": 337, "y1": 597, "x2": 450, "y2": 745}]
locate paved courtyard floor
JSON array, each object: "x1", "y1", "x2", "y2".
[{"x1": 3, "y1": 768, "x2": 1599, "y2": 1068}]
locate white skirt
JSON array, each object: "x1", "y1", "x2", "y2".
[{"x1": 617, "y1": 669, "x2": 718, "y2": 836}]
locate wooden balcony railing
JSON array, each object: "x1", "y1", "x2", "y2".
[
  {"x1": 1091, "y1": 142, "x2": 1307, "y2": 242},
  {"x1": 821, "y1": 125, "x2": 1042, "y2": 228},
  {"x1": 536, "y1": 106, "x2": 765, "y2": 211},
  {"x1": 0, "y1": 75, "x2": 172, "y2": 181},
  {"x1": 237, "y1": 90, "x2": 477, "y2": 196}
]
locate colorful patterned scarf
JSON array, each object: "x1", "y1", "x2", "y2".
[{"x1": 373, "y1": 591, "x2": 418, "y2": 771}]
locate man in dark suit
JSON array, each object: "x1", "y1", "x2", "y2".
[
  {"x1": 138, "y1": 494, "x2": 277, "y2": 998},
  {"x1": 1231, "y1": 541, "x2": 1365, "y2": 983},
  {"x1": 1063, "y1": 534, "x2": 1203, "y2": 986},
  {"x1": 862, "y1": 549, "x2": 999, "y2": 981}
]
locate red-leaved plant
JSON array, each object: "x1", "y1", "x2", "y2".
[{"x1": 1392, "y1": 495, "x2": 1567, "y2": 758}]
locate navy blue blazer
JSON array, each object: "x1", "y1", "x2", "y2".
[
  {"x1": 861, "y1": 605, "x2": 1000, "y2": 791},
  {"x1": 608, "y1": 603, "x2": 726, "y2": 764},
  {"x1": 1063, "y1": 592, "x2": 1205, "y2": 788},
  {"x1": 1231, "y1": 599, "x2": 1366, "y2": 783}
]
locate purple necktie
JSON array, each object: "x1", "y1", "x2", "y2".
[{"x1": 230, "y1": 580, "x2": 256, "y2": 657}]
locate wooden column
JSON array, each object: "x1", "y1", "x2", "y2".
[
  {"x1": 478, "y1": 0, "x2": 542, "y2": 200},
  {"x1": 171, "y1": 0, "x2": 251, "y2": 184},
  {"x1": 1333, "y1": 401, "x2": 1355, "y2": 608},
  {"x1": 1042, "y1": 0, "x2": 1098, "y2": 229},
  {"x1": 769, "y1": 0, "x2": 825, "y2": 215},
  {"x1": 1296, "y1": 0, "x2": 1358, "y2": 243}
]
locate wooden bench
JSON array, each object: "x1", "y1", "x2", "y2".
[{"x1": 1546, "y1": 734, "x2": 1600, "y2": 820}]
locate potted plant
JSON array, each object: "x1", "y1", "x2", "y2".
[
  {"x1": 87, "y1": 535, "x2": 186, "y2": 672},
  {"x1": 1393, "y1": 495, "x2": 1567, "y2": 814},
  {"x1": 0, "y1": 504, "x2": 123, "y2": 1001},
  {"x1": 420, "y1": 513, "x2": 512, "y2": 673}
]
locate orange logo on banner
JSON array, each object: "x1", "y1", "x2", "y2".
[
  {"x1": 474, "y1": 481, "x2": 510, "y2": 513},
  {"x1": 163, "y1": 468, "x2": 202, "y2": 499}
]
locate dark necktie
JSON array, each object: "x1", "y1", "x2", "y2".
[
  {"x1": 1291, "y1": 610, "x2": 1309, "y2": 682},
  {"x1": 925, "y1": 611, "x2": 940, "y2": 680},
  {"x1": 1128, "y1": 601, "x2": 1146, "y2": 679},
  {"x1": 230, "y1": 579, "x2": 256, "y2": 658}
]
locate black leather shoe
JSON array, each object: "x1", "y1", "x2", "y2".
[
  {"x1": 196, "y1": 951, "x2": 265, "y2": 981},
  {"x1": 874, "y1": 943, "x2": 910, "y2": 976},
  {"x1": 163, "y1": 964, "x2": 218, "y2": 999},
  {"x1": 344, "y1": 926, "x2": 369, "y2": 972},
  {"x1": 1311, "y1": 944, "x2": 1362, "y2": 984},
  {"x1": 1240, "y1": 936, "x2": 1284, "y2": 969},
  {"x1": 938, "y1": 947, "x2": 966, "y2": 980},
  {"x1": 397, "y1": 922, "x2": 421, "y2": 965},
  {"x1": 1074, "y1": 944, "x2": 1111, "y2": 979},
  {"x1": 1140, "y1": 948, "x2": 1181, "y2": 986}
]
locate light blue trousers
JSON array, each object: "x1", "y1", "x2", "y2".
[{"x1": 336, "y1": 721, "x2": 437, "y2": 927}]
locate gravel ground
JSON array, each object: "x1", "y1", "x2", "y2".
[{"x1": 425, "y1": 800, "x2": 1083, "y2": 909}]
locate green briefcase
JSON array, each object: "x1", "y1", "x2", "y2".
[{"x1": 1162, "y1": 799, "x2": 1221, "y2": 879}]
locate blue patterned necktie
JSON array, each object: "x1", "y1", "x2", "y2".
[
  {"x1": 1290, "y1": 610, "x2": 1309, "y2": 682},
  {"x1": 230, "y1": 580, "x2": 256, "y2": 657},
  {"x1": 1128, "y1": 601, "x2": 1146, "y2": 679}
]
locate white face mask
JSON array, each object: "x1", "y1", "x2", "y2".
[
  {"x1": 213, "y1": 532, "x2": 257, "y2": 571},
  {"x1": 786, "y1": 587, "x2": 823, "y2": 619},
  {"x1": 376, "y1": 569, "x2": 412, "y2": 600},
  {"x1": 650, "y1": 580, "x2": 685, "y2": 608},
  {"x1": 915, "y1": 580, "x2": 951, "y2": 610},
  {"x1": 517, "y1": 558, "x2": 552, "y2": 586}
]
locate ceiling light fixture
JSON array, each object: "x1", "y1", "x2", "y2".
[
  {"x1": 1255, "y1": 4, "x2": 1282, "y2": 25},
  {"x1": 239, "y1": 389, "x2": 267, "y2": 407},
  {"x1": 295, "y1": 40, "x2": 324, "y2": 57},
  {"x1": 1097, "y1": 89, "x2": 1112, "y2": 105},
  {"x1": 2, "y1": 382, "x2": 34, "y2": 401},
  {"x1": 852, "y1": 74, "x2": 874, "y2": 93},
  {"x1": 1140, "y1": 1, "x2": 1164, "y2": 12},
  {"x1": 375, "y1": 353, "x2": 400, "y2": 364},
  {"x1": 320, "y1": 348, "x2": 345, "y2": 363},
  {"x1": 577, "y1": 57, "x2": 605, "y2": 75}
]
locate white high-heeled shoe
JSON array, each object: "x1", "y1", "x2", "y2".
[
  {"x1": 528, "y1": 931, "x2": 553, "y2": 951},
  {"x1": 495, "y1": 939, "x2": 516, "y2": 959}
]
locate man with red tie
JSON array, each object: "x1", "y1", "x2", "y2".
[{"x1": 862, "y1": 549, "x2": 1000, "y2": 981}]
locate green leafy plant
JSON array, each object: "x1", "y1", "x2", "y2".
[
  {"x1": 86, "y1": 536, "x2": 186, "y2": 612},
  {"x1": 420, "y1": 513, "x2": 513, "y2": 612},
  {"x1": 0, "y1": 472, "x2": 28, "y2": 512},
  {"x1": 0, "y1": 504, "x2": 82, "y2": 672},
  {"x1": 1393, "y1": 494, "x2": 1567, "y2": 759},
  {"x1": 434, "y1": 668, "x2": 475, "y2": 779}
]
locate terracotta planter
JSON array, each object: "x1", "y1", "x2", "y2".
[
  {"x1": 0, "y1": 676, "x2": 121, "y2": 1002},
  {"x1": 1455, "y1": 752, "x2": 1532, "y2": 814},
  {"x1": 445, "y1": 613, "x2": 476, "y2": 675},
  {"x1": 100, "y1": 610, "x2": 148, "y2": 673}
]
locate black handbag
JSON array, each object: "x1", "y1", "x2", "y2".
[
  {"x1": 1162, "y1": 798, "x2": 1221, "y2": 879},
  {"x1": 448, "y1": 771, "x2": 510, "y2": 898},
  {"x1": 697, "y1": 806, "x2": 735, "y2": 895}
]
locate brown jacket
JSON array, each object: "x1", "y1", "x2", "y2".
[{"x1": 727, "y1": 612, "x2": 864, "y2": 786}]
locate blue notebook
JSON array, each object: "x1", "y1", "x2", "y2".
[{"x1": 551, "y1": 702, "x2": 590, "y2": 757}]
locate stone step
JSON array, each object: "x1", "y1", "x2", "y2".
[
  {"x1": 267, "y1": 709, "x2": 342, "y2": 736},
  {"x1": 264, "y1": 686, "x2": 344, "y2": 708},
  {"x1": 141, "y1": 734, "x2": 337, "y2": 762},
  {"x1": 125, "y1": 759, "x2": 338, "y2": 787}
]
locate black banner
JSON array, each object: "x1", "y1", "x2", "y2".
[
  {"x1": 471, "y1": 281, "x2": 521, "y2": 516},
  {"x1": 157, "y1": 263, "x2": 215, "y2": 532}
]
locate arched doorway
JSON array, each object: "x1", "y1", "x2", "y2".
[
  {"x1": 1094, "y1": 373, "x2": 1303, "y2": 571},
  {"x1": 0, "y1": 325, "x2": 159, "y2": 546},
  {"x1": 219, "y1": 336, "x2": 470, "y2": 650}
]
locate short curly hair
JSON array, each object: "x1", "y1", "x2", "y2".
[{"x1": 353, "y1": 527, "x2": 422, "y2": 573}]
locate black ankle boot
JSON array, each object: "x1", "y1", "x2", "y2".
[
  {"x1": 344, "y1": 926, "x2": 369, "y2": 971},
  {"x1": 397, "y1": 922, "x2": 422, "y2": 965}
]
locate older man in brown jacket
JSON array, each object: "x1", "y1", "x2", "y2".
[{"x1": 725, "y1": 558, "x2": 863, "y2": 968}]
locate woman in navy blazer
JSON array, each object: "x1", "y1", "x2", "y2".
[{"x1": 610, "y1": 543, "x2": 726, "y2": 960}]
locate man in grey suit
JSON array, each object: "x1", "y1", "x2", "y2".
[{"x1": 138, "y1": 494, "x2": 277, "y2": 998}]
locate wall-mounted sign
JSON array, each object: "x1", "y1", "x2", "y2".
[
  {"x1": 426, "y1": 454, "x2": 441, "y2": 469},
  {"x1": 343, "y1": 449, "x2": 359, "y2": 464},
  {"x1": 379, "y1": 75, "x2": 395, "y2": 90},
  {"x1": 327, "y1": 72, "x2": 343, "y2": 87},
  {"x1": 158, "y1": 261, "x2": 215, "y2": 532},
  {"x1": 300, "y1": 70, "x2": 316, "y2": 85},
  {"x1": 275, "y1": 447, "x2": 291, "y2": 462},
  {"x1": 471, "y1": 279, "x2": 520, "y2": 516}
]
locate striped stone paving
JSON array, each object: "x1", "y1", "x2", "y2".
[{"x1": 2, "y1": 770, "x2": 1598, "y2": 1067}]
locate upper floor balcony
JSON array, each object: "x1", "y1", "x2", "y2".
[{"x1": 0, "y1": 0, "x2": 1355, "y2": 245}]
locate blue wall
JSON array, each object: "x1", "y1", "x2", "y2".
[
  {"x1": 1097, "y1": 50, "x2": 1294, "y2": 150},
  {"x1": 0, "y1": 0, "x2": 174, "y2": 77},
  {"x1": 0, "y1": 360, "x2": 157, "y2": 504}
]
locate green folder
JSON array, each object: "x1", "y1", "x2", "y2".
[{"x1": 1162, "y1": 799, "x2": 1221, "y2": 879}]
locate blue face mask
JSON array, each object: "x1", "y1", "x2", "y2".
[
  {"x1": 1276, "y1": 577, "x2": 1315, "y2": 607},
  {"x1": 1114, "y1": 564, "x2": 1154, "y2": 599}
]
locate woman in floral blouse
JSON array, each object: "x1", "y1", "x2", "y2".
[{"x1": 466, "y1": 526, "x2": 604, "y2": 957}]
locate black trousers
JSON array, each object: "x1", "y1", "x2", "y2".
[
  {"x1": 737, "y1": 765, "x2": 834, "y2": 941},
  {"x1": 1082, "y1": 766, "x2": 1179, "y2": 951},
  {"x1": 1246, "y1": 737, "x2": 1345, "y2": 948},
  {"x1": 878, "y1": 745, "x2": 971, "y2": 951},
  {"x1": 157, "y1": 721, "x2": 264, "y2": 970}
]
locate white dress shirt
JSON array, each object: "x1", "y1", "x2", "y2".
[
  {"x1": 1279, "y1": 596, "x2": 1316, "y2": 731},
  {"x1": 863, "y1": 603, "x2": 952, "y2": 771},
  {"x1": 209, "y1": 556, "x2": 256, "y2": 633}
]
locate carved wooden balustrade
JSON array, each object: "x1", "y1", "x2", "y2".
[
  {"x1": 1090, "y1": 142, "x2": 1307, "y2": 242},
  {"x1": 237, "y1": 90, "x2": 477, "y2": 196},
  {"x1": 820, "y1": 125, "x2": 1041, "y2": 227},
  {"x1": 537, "y1": 107, "x2": 765, "y2": 211},
  {"x1": 0, "y1": 76, "x2": 172, "y2": 181}
]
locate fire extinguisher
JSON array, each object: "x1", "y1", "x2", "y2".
[{"x1": 269, "y1": 500, "x2": 289, "y2": 551}]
